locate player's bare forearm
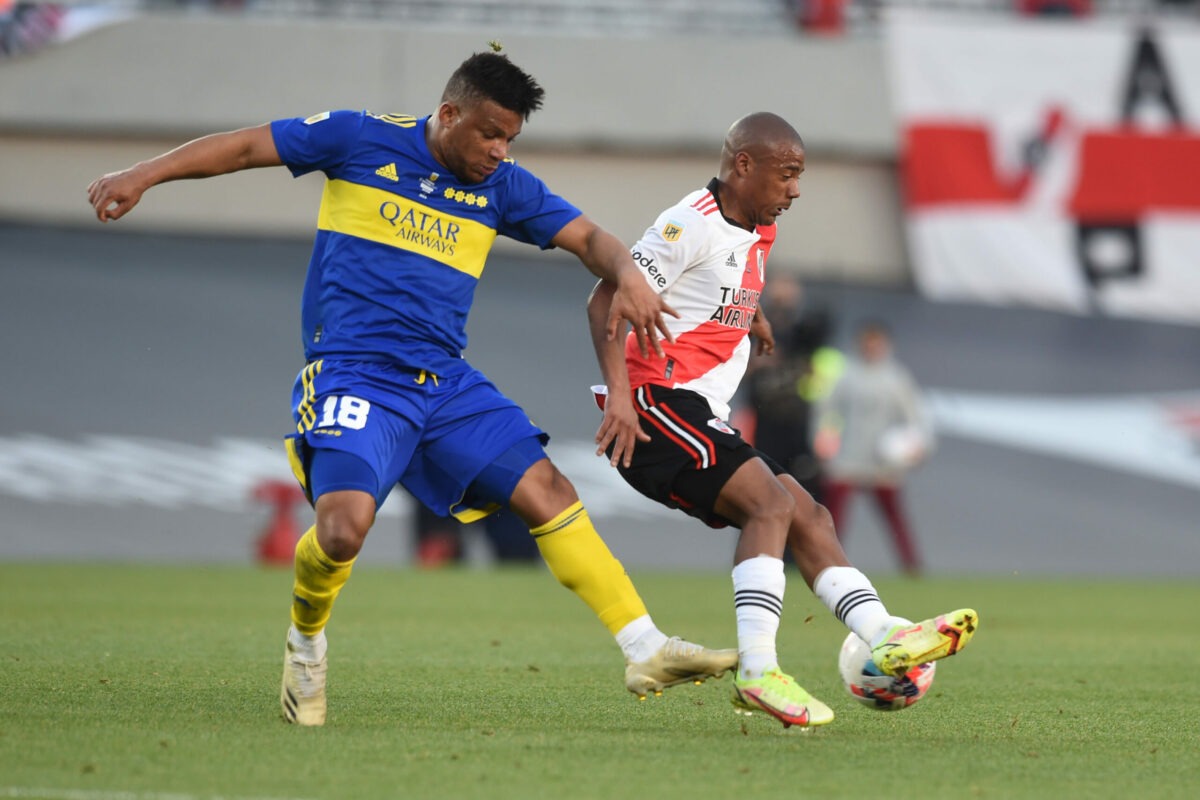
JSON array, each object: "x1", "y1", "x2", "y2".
[
  {"x1": 554, "y1": 217, "x2": 677, "y2": 357},
  {"x1": 554, "y1": 217, "x2": 627, "y2": 283},
  {"x1": 587, "y1": 279, "x2": 648, "y2": 467},
  {"x1": 87, "y1": 124, "x2": 281, "y2": 222},
  {"x1": 587, "y1": 280, "x2": 631, "y2": 396}
]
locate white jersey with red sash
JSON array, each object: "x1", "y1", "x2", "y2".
[{"x1": 624, "y1": 182, "x2": 775, "y2": 420}]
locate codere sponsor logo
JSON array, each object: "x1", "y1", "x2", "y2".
[
  {"x1": 631, "y1": 248, "x2": 667, "y2": 288},
  {"x1": 375, "y1": 163, "x2": 399, "y2": 182}
]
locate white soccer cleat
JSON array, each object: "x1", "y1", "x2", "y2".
[
  {"x1": 280, "y1": 636, "x2": 327, "y2": 726},
  {"x1": 624, "y1": 636, "x2": 739, "y2": 700}
]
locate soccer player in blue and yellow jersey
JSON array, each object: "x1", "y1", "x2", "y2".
[{"x1": 88, "y1": 51, "x2": 738, "y2": 726}]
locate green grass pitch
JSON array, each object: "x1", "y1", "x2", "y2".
[{"x1": 2, "y1": 564, "x2": 1197, "y2": 800}]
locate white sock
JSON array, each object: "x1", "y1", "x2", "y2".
[
  {"x1": 287, "y1": 625, "x2": 327, "y2": 662},
  {"x1": 812, "y1": 566, "x2": 908, "y2": 646},
  {"x1": 615, "y1": 615, "x2": 668, "y2": 663},
  {"x1": 733, "y1": 555, "x2": 786, "y2": 680}
]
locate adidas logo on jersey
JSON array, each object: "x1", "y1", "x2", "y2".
[
  {"x1": 375, "y1": 163, "x2": 399, "y2": 182},
  {"x1": 725, "y1": 252, "x2": 740, "y2": 269}
]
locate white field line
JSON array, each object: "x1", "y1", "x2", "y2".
[{"x1": 0, "y1": 788, "x2": 314, "y2": 800}]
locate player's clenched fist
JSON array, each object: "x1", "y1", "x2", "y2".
[{"x1": 87, "y1": 168, "x2": 147, "y2": 222}]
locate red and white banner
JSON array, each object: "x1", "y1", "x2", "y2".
[{"x1": 885, "y1": 13, "x2": 1200, "y2": 325}]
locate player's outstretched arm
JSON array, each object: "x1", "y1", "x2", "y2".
[
  {"x1": 87, "y1": 124, "x2": 282, "y2": 222},
  {"x1": 552, "y1": 216, "x2": 678, "y2": 358},
  {"x1": 587, "y1": 279, "x2": 650, "y2": 468}
]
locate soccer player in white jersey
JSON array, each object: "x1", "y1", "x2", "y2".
[{"x1": 587, "y1": 112, "x2": 978, "y2": 728}]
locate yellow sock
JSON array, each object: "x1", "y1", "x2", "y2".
[
  {"x1": 291, "y1": 525, "x2": 356, "y2": 636},
  {"x1": 531, "y1": 502, "x2": 648, "y2": 635}
]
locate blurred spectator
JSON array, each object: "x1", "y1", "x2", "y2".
[
  {"x1": 0, "y1": 1, "x2": 64, "y2": 59},
  {"x1": 789, "y1": 0, "x2": 847, "y2": 35},
  {"x1": 743, "y1": 277, "x2": 837, "y2": 502},
  {"x1": 814, "y1": 320, "x2": 932, "y2": 576},
  {"x1": 1015, "y1": 0, "x2": 1093, "y2": 16}
]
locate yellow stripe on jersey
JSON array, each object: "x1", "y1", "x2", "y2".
[
  {"x1": 285, "y1": 436, "x2": 308, "y2": 491},
  {"x1": 367, "y1": 113, "x2": 417, "y2": 128},
  {"x1": 295, "y1": 360, "x2": 324, "y2": 434},
  {"x1": 317, "y1": 179, "x2": 497, "y2": 278}
]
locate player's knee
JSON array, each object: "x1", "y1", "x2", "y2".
[
  {"x1": 746, "y1": 481, "x2": 795, "y2": 529},
  {"x1": 511, "y1": 459, "x2": 580, "y2": 525},
  {"x1": 314, "y1": 492, "x2": 375, "y2": 561},
  {"x1": 791, "y1": 493, "x2": 836, "y2": 546}
]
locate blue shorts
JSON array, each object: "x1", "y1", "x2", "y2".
[{"x1": 284, "y1": 359, "x2": 549, "y2": 520}]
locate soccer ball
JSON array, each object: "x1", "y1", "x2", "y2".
[{"x1": 838, "y1": 632, "x2": 936, "y2": 711}]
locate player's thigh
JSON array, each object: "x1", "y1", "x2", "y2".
[
  {"x1": 402, "y1": 370, "x2": 548, "y2": 519},
  {"x1": 618, "y1": 386, "x2": 770, "y2": 527},
  {"x1": 710, "y1": 457, "x2": 796, "y2": 529},
  {"x1": 287, "y1": 360, "x2": 422, "y2": 509}
]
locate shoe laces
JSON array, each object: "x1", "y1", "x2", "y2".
[
  {"x1": 660, "y1": 636, "x2": 703, "y2": 660},
  {"x1": 765, "y1": 669, "x2": 797, "y2": 689},
  {"x1": 287, "y1": 652, "x2": 326, "y2": 686}
]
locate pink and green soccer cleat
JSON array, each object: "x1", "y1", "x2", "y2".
[
  {"x1": 731, "y1": 668, "x2": 835, "y2": 729},
  {"x1": 872, "y1": 608, "x2": 978, "y2": 677}
]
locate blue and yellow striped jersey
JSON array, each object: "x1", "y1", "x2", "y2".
[{"x1": 271, "y1": 110, "x2": 581, "y2": 373}]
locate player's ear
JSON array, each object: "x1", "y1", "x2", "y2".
[
  {"x1": 436, "y1": 101, "x2": 460, "y2": 127},
  {"x1": 734, "y1": 150, "x2": 754, "y2": 177}
]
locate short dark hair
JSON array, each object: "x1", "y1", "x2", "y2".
[{"x1": 442, "y1": 52, "x2": 545, "y2": 120}]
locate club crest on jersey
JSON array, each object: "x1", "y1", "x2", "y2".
[
  {"x1": 707, "y1": 417, "x2": 735, "y2": 435},
  {"x1": 756, "y1": 249, "x2": 765, "y2": 282},
  {"x1": 662, "y1": 220, "x2": 684, "y2": 242},
  {"x1": 419, "y1": 172, "x2": 439, "y2": 194}
]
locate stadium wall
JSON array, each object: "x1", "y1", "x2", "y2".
[{"x1": 0, "y1": 14, "x2": 908, "y2": 284}]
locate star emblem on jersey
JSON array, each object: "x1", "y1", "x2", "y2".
[
  {"x1": 375, "y1": 163, "x2": 399, "y2": 182},
  {"x1": 725, "y1": 252, "x2": 740, "y2": 269},
  {"x1": 443, "y1": 187, "x2": 489, "y2": 207}
]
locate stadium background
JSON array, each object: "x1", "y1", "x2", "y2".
[{"x1": 2, "y1": 0, "x2": 1198, "y2": 576}]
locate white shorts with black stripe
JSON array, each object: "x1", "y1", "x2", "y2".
[{"x1": 611, "y1": 384, "x2": 786, "y2": 529}]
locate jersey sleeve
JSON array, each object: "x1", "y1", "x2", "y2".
[
  {"x1": 627, "y1": 205, "x2": 707, "y2": 294},
  {"x1": 494, "y1": 164, "x2": 582, "y2": 248},
  {"x1": 270, "y1": 110, "x2": 366, "y2": 178}
]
